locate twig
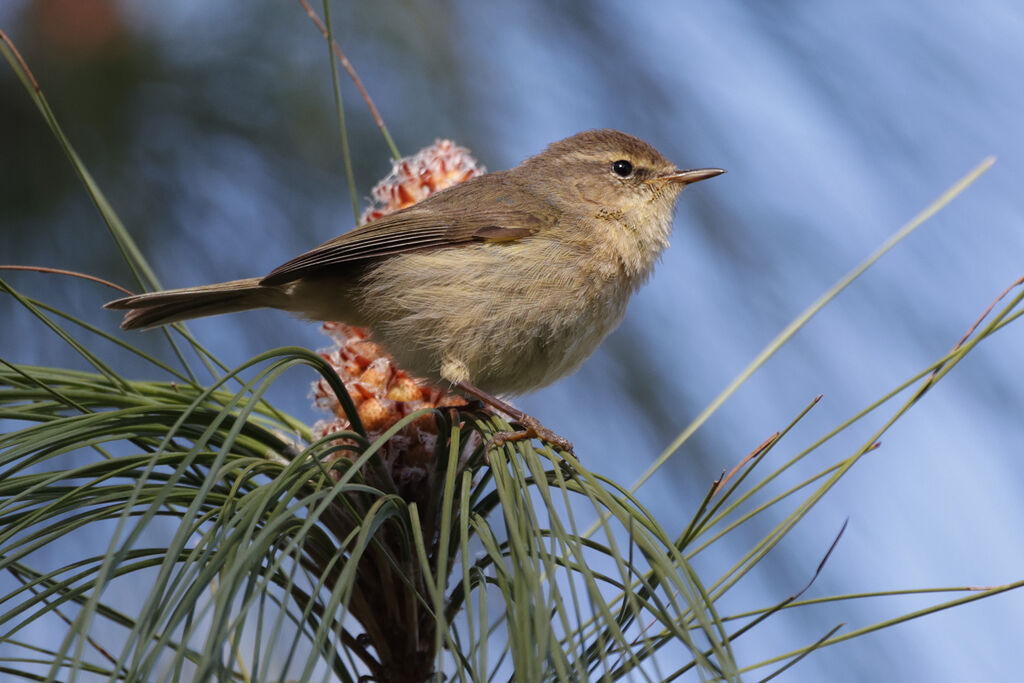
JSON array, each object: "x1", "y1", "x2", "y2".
[
  {"x1": 296, "y1": 0, "x2": 401, "y2": 159},
  {"x1": 920, "y1": 274, "x2": 1024, "y2": 392},
  {"x1": 794, "y1": 518, "x2": 847, "y2": 599},
  {"x1": 0, "y1": 29, "x2": 40, "y2": 91},
  {"x1": 7, "y1": 565, "x2": 122, "y2": 671},
  {"x1": 950, "y1": 274, "x2": 1024, "y2": 353},
  {"x1": 662, "y1": 519, "x2": 851, "y2": 681},
  {"x1": 0, "y1": 265, "x2": 135, "y2": 295},
  {"x1": 756, "y1": 622, "x2": 845, "y2": 683},
  {"x1": 714, "y1": 432, "x2": 779, "y2": 497}
]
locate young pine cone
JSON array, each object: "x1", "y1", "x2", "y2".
[{"x1": 311, "y1": 322, "x2": 468, "y2": 471}]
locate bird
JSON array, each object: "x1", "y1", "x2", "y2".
[{"x1": 106, "y1": 129, "x2": 724, "y2": 451}]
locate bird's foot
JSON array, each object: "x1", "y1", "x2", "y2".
[
  {"x1": 453, "y1": 381, "x2": 574, "y2": 455},
  {"x1": 488, "y1": 413, "x2": 574, "y2": 454}
]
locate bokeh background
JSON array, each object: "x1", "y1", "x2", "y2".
[{"x1": 2, "y1": 0, "x2": 1023, "y2": 680}]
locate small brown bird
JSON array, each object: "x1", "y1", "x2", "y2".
[{"x1": 107, "y1": 130, "x2": 723, "y2": 451}]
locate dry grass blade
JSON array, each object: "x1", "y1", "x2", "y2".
[
  {"x1": 0, "y1": 265, "x2": 135, "y2": 296},
  {"x1": 296, "y1": 0, "x2": 400, "y2": 159}
]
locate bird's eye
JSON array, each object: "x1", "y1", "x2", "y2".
[{"x1": 611, "y1": 159, "x2": 634, "y2": 178}]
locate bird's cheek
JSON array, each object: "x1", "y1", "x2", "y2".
[{"x1": 574, "y1": 179, "x2": 621, "y2": 208}]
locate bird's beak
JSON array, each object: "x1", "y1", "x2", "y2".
[{"x1": 649, "y1": 168, "x2": 726, "y2": 185}]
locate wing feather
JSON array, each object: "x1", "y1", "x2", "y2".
[{"x1": 260, "y1": 172, "x2": 560, "y2": 286}]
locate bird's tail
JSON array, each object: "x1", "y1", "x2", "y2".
[{"x1": 104, "y1": 278, "x2": 285, "y2": 330}]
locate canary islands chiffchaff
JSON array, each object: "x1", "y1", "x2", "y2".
[{"x1": 106, "y1": 129, "x2": 724, "y2": 451}]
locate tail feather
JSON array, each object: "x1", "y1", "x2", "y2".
[{"x1": 105, "y1": 278, "x2": 284, "y2": 330}]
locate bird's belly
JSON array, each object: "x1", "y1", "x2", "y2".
[
  {"x1": 357, "y1": 244, "x2": 631, "y2": 395},
  {"x1": 464, "y1": 289, "x2": 627, "y2": 395}
]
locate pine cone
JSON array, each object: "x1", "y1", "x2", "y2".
[
  {"x1": 360, "y1": 139, "x2": 485, "y2": 224},
  {"x1": 312, "y1": 323, "x2": 468, "y2": 472}
]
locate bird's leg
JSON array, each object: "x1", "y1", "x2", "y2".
[{"x1": 455, "y1": 381, "x2": 574, "y2": 454}]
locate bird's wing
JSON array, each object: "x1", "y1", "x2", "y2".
[{"x1": 260, "y1": 173, "x2": 560, "y2": 286}]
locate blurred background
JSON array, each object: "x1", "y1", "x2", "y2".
[{"x1": 2, "y1": 0, "x2": 1023, "y2": 680}]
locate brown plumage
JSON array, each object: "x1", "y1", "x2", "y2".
[{"x1": 107, "y1": 130, "x2": 723, "y2": 404}]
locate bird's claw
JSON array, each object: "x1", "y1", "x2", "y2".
[{"x1": 487, "y1": 414, "x2": 574, "y2": 454}]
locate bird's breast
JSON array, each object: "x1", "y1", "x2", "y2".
[{"x1": 354, "y1": 237, "x2": 639, "y2": 395}]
